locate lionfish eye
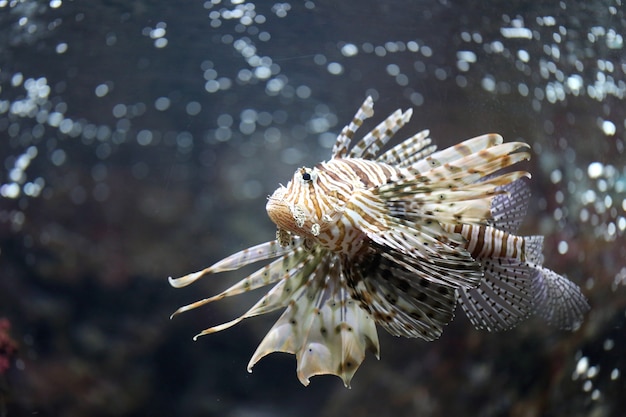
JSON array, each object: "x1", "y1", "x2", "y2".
[{"x1": 299, "y1": 167, "x2": 315, "y2": 184}]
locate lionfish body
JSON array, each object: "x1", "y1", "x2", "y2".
[{"x1": 170, "y1": 97, "x2": 589, "y2": 387}]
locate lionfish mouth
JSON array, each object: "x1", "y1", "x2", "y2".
[
  {"x1": 169, "y1": 95, "x2": 589, "y2": 388},
  {"x1": 265, "y1": 187, "x2": 296, "y2": 233}
]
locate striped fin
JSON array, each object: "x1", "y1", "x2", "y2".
[
  {"x1": 345, "y1": 190, "x2": 481, "y2": 290},
  {"x1": 168, "y1": 239, "x2": 299, "y2": 288},
  {"x1": 377, "y1": 129, "x2": 436, "y2": 166},
  {"x1": 345, "y1": 246, "x2": 465, "y2": 340},
  {"x1": 189, "y1": 247, "x2": 325, "y2": 339},
  {"x1": 452, "y1": 223, "x2": 588, "y2": 330},
  {"x1": 457, "y1": 258, "x2": 533, "y2": 331},
  {"x1": 524, "y1": 235, "x2": 545, "y2": 265},
  {"x1": 379, "y1": 171, "x2": 529, "y2": 203},
  {"x1": 449, "y1": 224, "x2": 534, "y2": 330},
  {"x1": 410, "y1": 133, "x2": 504, "y2": 173},
  {"x1": 418, "y1": 142, "x2": 531, "y2": 185},
  {"x1": 348, "y1": 108, "x2": 413, "y2": 159},
  {"x1": 376, "y1": 136, "x2": 531, "y2": 227},
  {"x1": 367, "y1": 224, "x2": 481, "y2": 289},
  {"x1": 381, "y1": 171, "x2": 531, "y2": 226},
  {"x1": 531, "y1": 266, "x2": 589, "y2": 330},
  {"x1": 378, "y1": 142, "x2": 530, "y2": 195},
  {"x1": 332, "y1": 96, "x2": 374, "y2": 159},
  {"x1": 489, "y1": 178, "x2": 531, "y2": 233},
  {"x1": 294, "y1": 293, "x2": 379, "y2": 388},
  {"x1": 248, "y1": 255, "x2": 380, "y2": 387},
  {"x1": 169, "y1": 244, "x2": 310, "y2": 318}
]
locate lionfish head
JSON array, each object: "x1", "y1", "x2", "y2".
[{"x1": 266, "y1": 165, "x2": 332, "y2": 242}]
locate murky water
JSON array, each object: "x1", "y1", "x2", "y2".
[{"x1": 0, "y1": 1, "x2": 624, "y2": 416}]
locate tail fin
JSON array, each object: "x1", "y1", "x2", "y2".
[
  {"x1": 524, "y1": 235, "x2": 545, "y2": 265},
  {"x1": 531, "y1": 265, "x2": 589, "y2": 330},
  {"x1": 457, "y1": 234, "x2": 589, "y2": 332}
]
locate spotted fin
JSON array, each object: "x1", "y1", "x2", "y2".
[
  {"x1": 457, "y1": 257, "x2": 533, "y2": 331},
  {"x1": 376, "y1": 138, "x2": 531, "y2": 227},
  {"x1": 248, "y1": 257, "x2": 380, "y2": 387},
  {"x1": 169, "y1": 242, "x2": 309, "y2": 318},
  {"x1": 332, "y1": 96, "x2": 374, "y2": 159},
  {"x1": 349, "y1": 108, "x2": 413, "y2": 159},
  {"x1": 489, "y1": 178, "x2": 532, "y2": 233},
  {"x1": 168, "y1": 239, "x2": 299, "y2": 288},
  {"x1": 186, "y1": 245, "x2": 322, "y2": 339},
  {"x1": 418, "y1": 143, "x2": 531, "y2": 186},
  {"x1": 377, "y1": 129, "x2": 435, "y2": 166},
  {"x1": 366, "y1": 224, "x2": 482, "y2": 289},
  {"x1": 347, "y1": 190, "x2": 483, "y2": 290},
  {"x1": 531, "y1": 266, "x2": 590, "y2": 330},
  {"x1": 345, "y1": 245, "x2": 476, "y2": 340},
  {"x1": 380, "y1": 171, "x2": 531, "y2": 228},
  {"x1": 409, "y1": 133, "x2": 500, "y2": 173}
]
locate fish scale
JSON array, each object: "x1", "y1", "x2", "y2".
[{"x1": 169, "y1": 96, "x2": 590, "y2": 387}]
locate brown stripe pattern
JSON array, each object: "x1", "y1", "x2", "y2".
[{"x1": 169, "y1": 96, "x2": 589, "y2": 387}]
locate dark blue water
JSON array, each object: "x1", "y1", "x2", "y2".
[{"x1": 1, "y1": 1, "x2": 625, "y2": 416}]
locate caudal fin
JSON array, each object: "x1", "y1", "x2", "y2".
[{"x1": 531, "y1": 265, "x2": 590, "y2": 330}]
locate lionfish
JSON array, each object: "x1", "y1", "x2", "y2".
[{"x1": 169, "y1": 96, "x2": 589, "y2": 387}]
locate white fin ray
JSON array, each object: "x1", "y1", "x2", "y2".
[
  {"x1": 169, "y1": 246, "x2": 310, "y2": 318},
  {"x1": 409, "y1": 133, "x2": 503, "y2": 173},
  {"x1": 374, "y1": 215, "x2": 468, "y2": 255},
  {"x1": 191, "y1": 249, "x2": 325, "y2": 339},
  {"x1": 489, "y1": 178, "x2": 532, "y2": 233},
  {"x1": 345, "y1": 247, "x2": 463, "y2": 341},
  {"x1": 248, "y1": 260, "x2": 380, "y2": 387},
  {"x1": 358, "y1": 209, "x2": 482, "y2": 290},
  {"x1": 457, "y1": 258, "x2": 533, "y2": 331},
  {"x1": 381, "y1": 171, "x2": 531, "y2": 227},
  {"x1": 349, "y1": 108, "x2": 413, "y2": 159},
  {"x1": 377, "y1": 129, "x2": 434, "y2": 166},
  {"x1": 190, "y1": 277, "x2": 302, "y2": 339},
  {"x1": 531, "y1": 266, "x2": 590, "y2": 330},
  {"x1": 378, "y1": 137, "x2": 531, "y2": 200},
  {"x1": 416, "y1": 144, "x2": 531, "y2": 185},
  {"x1": 168, "y1": 239, "x2": 299, "y2": 288},
  {"x1": 297, "y1": 292, "x2": 379, "y2": 388},
  {"x1": 367, "y1": 228, "x2": 481, "y2": 288},
  {"x1": 332, "y1": 96, "x2": 374, "y2": 159}
]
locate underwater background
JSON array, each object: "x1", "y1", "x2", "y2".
[{"x1": 1, "y1": 0, "x2": 625, "y2": 416}]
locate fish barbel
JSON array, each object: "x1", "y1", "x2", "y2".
[{"x1": 169, "y1": 96, "x2": 589, "y2": 387}]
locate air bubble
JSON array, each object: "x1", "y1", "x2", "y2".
[
  {"x1": 601, "y1": 120, "x2": 616, "y2": 136},
  {"x1": 186, "y1": 101, "x2": 201, "y2": 116},
  {"x1": 154, "y1": 97, "x2": 171, "y2": 111},
  {"x1": 137, "y1": 130, "x2": 153, "y2": 146},
  {"x1": 517, "y1": 50, "x2": 530, "y2": 62},
  {"x1": 587, "y1": 162, "x2": 603, "y2": 179},
  {"x1": 95, "y1": 84, "x2": 110, "y2": 97},
  {"x1": 341, "y1": 43, "x2": 358, "y2": 57},
  {"x1": 327, "y1": 62, "x2": 343, "y2": 75},
  {"x1": 50, "y1": 149, "x2": 66, "y2": 166}
]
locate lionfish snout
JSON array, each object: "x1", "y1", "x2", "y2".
[
  {"x1": 266, "y1": 166, "x2": 327, "y2": 242},
  {"x1": 266, "y1": 186, "x2": 298, "y2": 231}
]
